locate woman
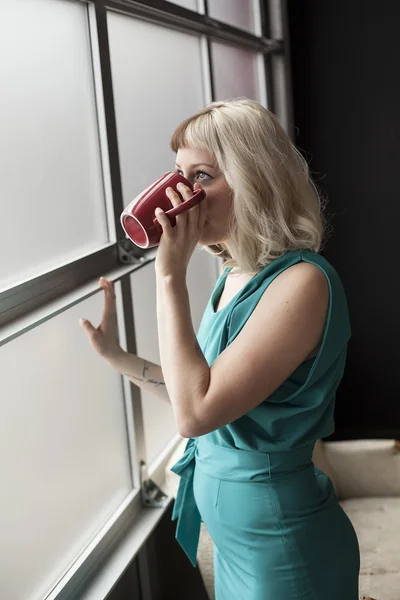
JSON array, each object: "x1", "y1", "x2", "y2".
[{"x1": 81, "y1": 100, "x2": 368, "y2": 599}]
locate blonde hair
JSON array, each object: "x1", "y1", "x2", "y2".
[{"x1": 170, "y1": 98, "x2": 328, "y2": 275}]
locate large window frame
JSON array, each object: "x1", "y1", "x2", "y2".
[{"x1": 0, "y1": 1, "x2": 292, "y2": 598}]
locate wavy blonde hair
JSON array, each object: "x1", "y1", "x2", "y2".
[{"x1": 170, "y1": 98, "x2": 327, "y2": 275}]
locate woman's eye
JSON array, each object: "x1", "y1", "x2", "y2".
[
  {"x1": 175, "y1": 169, "x2": 212, "y2": 182},
  {"x1": 196, "y1": 171, "x2": 212, "y2": 181}
]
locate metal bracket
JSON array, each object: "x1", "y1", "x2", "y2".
[
  {"x1": 117, "y1": 237, "x2": 147, "y2": 265},
  {"x1": 140, "y1": 461, "x2": 170, "y2": 508},
  {"x1": 263, "y1": 38, "x2": 284, "y2": 53}
]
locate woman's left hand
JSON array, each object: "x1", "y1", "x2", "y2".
[{"x1": 154, "y1": 182, "x2": 207, "y2": 279}]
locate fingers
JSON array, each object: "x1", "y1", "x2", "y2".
[
  {"x1": 166, "y1": 185, "x2": 187, "y2": 228},
  {"x1": 164, "y1": 183, "x2": 205, "y2": 235},
  {"x1": 79, "y1": 317, "x2": 96, "y2": 335},
  {"x1": 154, "y1": 207, "x2": 170, "y2": 234},
  {"x1": 165, "y1": 185, "x2": 184, "y2": 207},
  {"x1": 178, "y1": 182, "x2": 202, "y2": 229},
  {"x1": 100, "y1": 275, "x2": 115, "y2": 299},
  {"x1": 194, "y1": 182, "x2": 207, "y2": 230},
  {"x1": 99, "y1": 277, "x2": 117, "y2": 325},
  {"x1": 99, "y1": 276, "x2": 115, "y2": 296},
  {"x1": 79, "y1": 278, "x2": 115, "y2": 331}
]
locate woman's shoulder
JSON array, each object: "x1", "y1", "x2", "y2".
[
  {"x1": 299, "y1": 249, "x2": 341, "y2": 278},
  {"x1": 267, "y1": 249, "x2": 346, "y2": 292},
  {"x1": 272, "y1": 258, "x2": 328, "y2": 286},
  {"x1": 258, "y1": 250, "x2": 330, "y2": 294},
  {"x1": 261, "y1": 258, "x2": 329, "y2": 319}
]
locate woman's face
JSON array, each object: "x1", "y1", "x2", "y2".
[{"x1": 175, "y1": 146, "x2": 233, "y2": 246}]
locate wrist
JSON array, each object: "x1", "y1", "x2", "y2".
[
  {"x1": 103, "y1": 346, "x2": 125, "y2": 366},
  {"x1": 154, "y1": 256, "x2": 186, "y2": 279},
  {"x1": 155, "y1": 270, "x2": 186, "y2": 287}
]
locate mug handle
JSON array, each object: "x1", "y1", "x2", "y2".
[{"x1": 153, "y1": 188, "x2": 206, "y2": 226}]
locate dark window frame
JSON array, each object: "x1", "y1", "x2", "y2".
[{"x1": 0, "y1": 0, "x2": 283, "y2": 329}]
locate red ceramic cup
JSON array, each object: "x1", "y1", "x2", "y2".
[{"x1": 120, "y1": 171, "x2": 206, "y2": 248}]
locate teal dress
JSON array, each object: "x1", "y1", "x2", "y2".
[{"x1": 171, "y1": 249, "x2": 360, "y2": 599}]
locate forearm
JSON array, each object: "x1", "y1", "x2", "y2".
[
  {"x1": 104, "y1": 350, "x2": 171, "y2": 404},
  {"x1": 156, "y1": 274, "x2": 210, "y2": 436}
]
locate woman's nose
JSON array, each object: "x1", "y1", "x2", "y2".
[{"x1": 182, "y1": 173, "x2": 194, "y2": 185}]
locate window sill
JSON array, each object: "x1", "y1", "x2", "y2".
[{"x1": 77, "y1": 499, "x2": 172, "y2": 600}]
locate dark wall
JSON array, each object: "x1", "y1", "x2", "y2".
[
  {"x1": 287, "y1": 0, "x2": 400, "y2": 439},
  {"x1": 108, "y1": 503, "x2": 208, "y2": 600}
]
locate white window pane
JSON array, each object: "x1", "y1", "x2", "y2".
[
  {"x1": 131, "y1": 251, "x2": 218, "y2": 466},
  {"x1": 169, "y1": 0, "x2": 198, "y2": 10},
  {"x1": 208, "y1": 0, "x2": 258, "y2": 34},
  {"x1": 0, "y1": 0, "x2": 108, "y2": 291},
  {"x1": 0, "y1": 289, "x2": 132, "y2": 600},
  {"x1": 130, "y1": 264, "x2": 177, "y2": 465},
  {"x1": 107, "y1": 13, "x2": 205, "y2": 206},
  {"x1": 211, "y1": 41, "x2": 260, "y2": 102}
]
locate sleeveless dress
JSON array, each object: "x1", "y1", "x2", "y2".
[{"x1": 170, "y1": 249, "x2": 360, "y2": 600}]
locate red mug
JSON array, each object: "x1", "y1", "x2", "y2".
[{"x1": 120, "y1": 171, "x2": 206, "y2": 248}]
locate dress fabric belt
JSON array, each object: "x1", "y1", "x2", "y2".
[{"x1": 170, "y1": 436, "x2": 315, "y2": 567}]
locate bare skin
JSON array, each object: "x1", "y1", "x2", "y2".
[
  {"x1": 80, "y1": 277, "x2": 171, "y2": 403},
  {"x1": 217, "y1": 270, "x2": 322, "y2": 360}
]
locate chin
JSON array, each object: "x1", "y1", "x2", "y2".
[
  {"x1": 199, "y1": 225, "x2": 227, "y2": 247},
  {"x1": 199, "y1": 232, "x2": 218, "y2": 246}
]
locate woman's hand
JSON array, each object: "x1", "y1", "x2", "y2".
[
  {"x1": 79, "y1": 277, "x2": 123, "y2": 360},
  {"x1": 154, "y1": 182, "x2": 207, "y2": 279}
]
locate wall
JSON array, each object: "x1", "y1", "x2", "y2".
[{"x1": 287, "y1": 0, "x2": 400, "y2": 440}]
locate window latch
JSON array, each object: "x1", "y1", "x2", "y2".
[
  {"x1": 118, "y1": 238, "x2": 147, "y2": 265},
  {"x1": 140, "y1": 461, "x2": 170, "y2": 508}
]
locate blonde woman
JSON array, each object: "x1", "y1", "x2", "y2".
[{"x1": 81, "y1": 100, "x2": 368, "y2": 599}]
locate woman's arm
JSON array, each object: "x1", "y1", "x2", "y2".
[
  {"x1": 156, "y1": 274, "x2": 210, "y2": 435},
  {"x1": 80, "y1": 278, "x2": 170, "y2": 403},
  {"x1": 104, "y1": 350, "x2": 171, "y2": 404},
  {"x1": 156, "y1": 262, "x2": 329, "y2": 438}
]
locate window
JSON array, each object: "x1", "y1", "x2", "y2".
[
  {"x1": 210, "y1": 41, "x2": 262, "y2": 102},
  {"x1": 0, "y1": 288, "x2": 132, "y2": 600},
  {"x1": 0, "y1": 0, "x2": 108, "y2": 290},
  {"x1": 0, "y1": 0, "x2": 287, "y2": 597},
  {"x1": 208, "y1": 0, "x2": 260, "y2": 34},
  {"x1": 107, "y1": 13, "x2": 205, "y2": 205}
]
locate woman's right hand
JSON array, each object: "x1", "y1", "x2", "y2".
[{"x1": 80, "y1": 277, "x2": 123, "y2": 360}]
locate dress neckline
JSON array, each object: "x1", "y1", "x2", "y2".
[
  {"x1": 211, "y1": 268, "x2": 260, "y2": 315},
  {"x1": 210, "y1": 251, "x2": 305, "y2": 315}
]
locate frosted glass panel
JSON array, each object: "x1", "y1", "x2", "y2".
[
  {"x1": 211, "y1": 41, "x2": 260, "y2": 102},
  {"x1": 131, "y1": 250, "x2": 218, "y2": 465},
  {"x1": 0, "y1": 0, "x2": 108, "y2": 291},
  {"x1": 0, "y1": 288, "x2": 132, "y2": 600},
  {"x1": 169, "y1": 0, "x2": 198, "y2": 10},
  {"x1": 107, "y1": 12, "x2": 205, "y2": 207},
  {"x1": 208, "y1": 0, "x2": 258, "y2": 33}
]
